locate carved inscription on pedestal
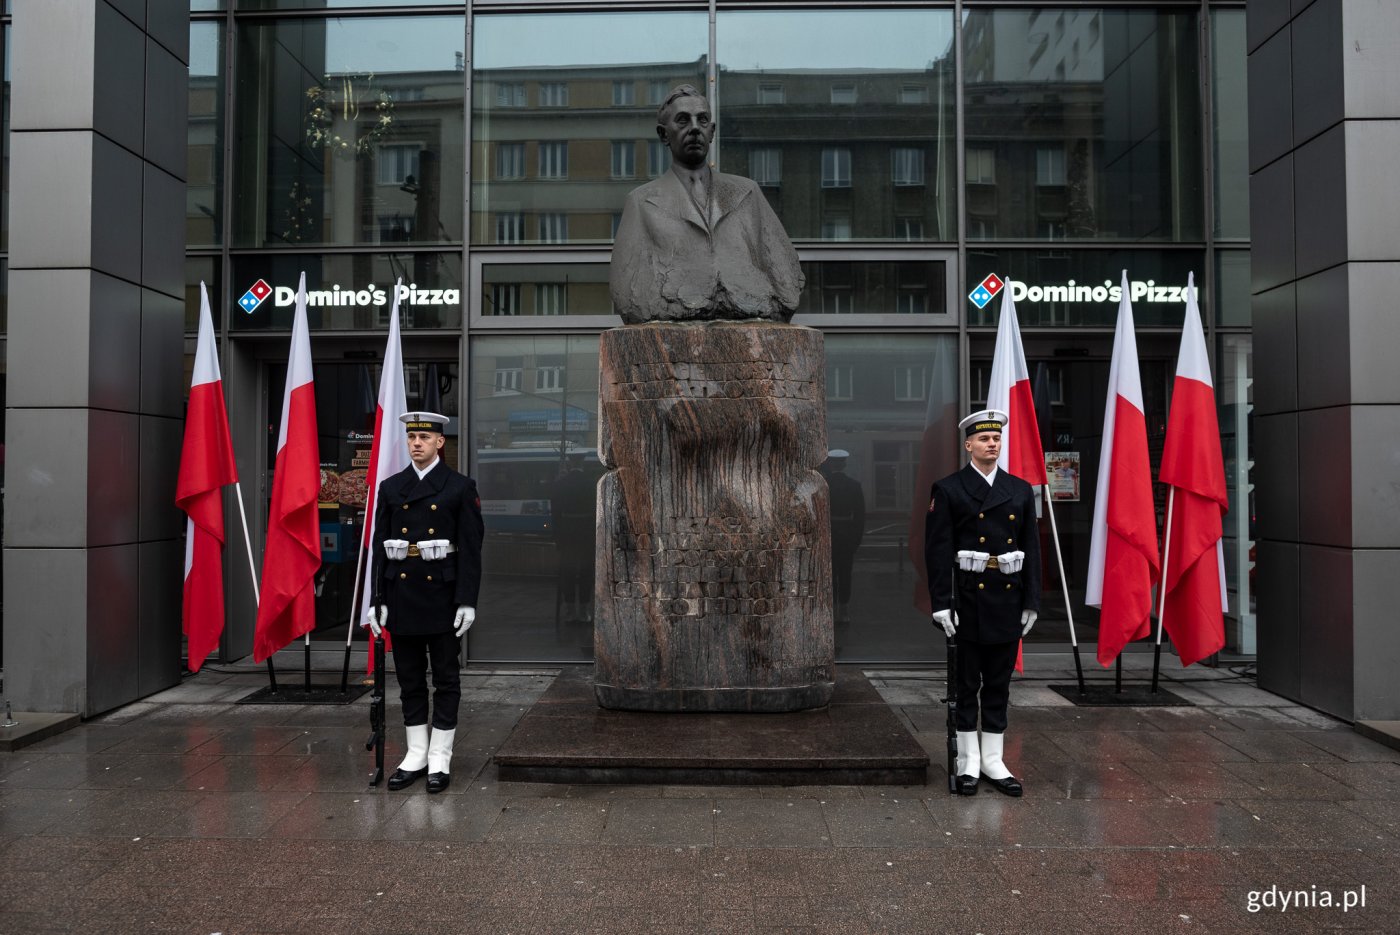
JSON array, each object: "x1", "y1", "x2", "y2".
[{"x1": 594, "y1": 322, "x2": 834, "y2": 712}]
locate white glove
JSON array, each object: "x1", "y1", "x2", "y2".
[
  {"x1": 383, "y1": 539, "x2": 409, "y2": 560},
  {"x1": 932, "y1": 609, "x2": 958, "y2": 638},
  {"x1": 416, "y1": 539, "x2": 449, "y2": 561},
  {"x1": 365, "y1": 605, "x2": 386, "y2": 637},
  {"x1": 454, "y1": 606, "x2": 475, "y2": 638},
  {"x1": 997, "y1": 550, "x2": 1025, "y2": 574},
  {"x1": 957, "y1": 550, "x2": 990, "y2": 573},
  {"x1": 1021, "y1": 609, "x2": 1038, "y2": 636}
]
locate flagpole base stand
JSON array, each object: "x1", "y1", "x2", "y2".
[
  {"x1": 236, "y1": 684, "x2": 371, "y2": 706},
  {"x1": 1047, "y1": 684, "x2": 1192, "y2": 707}
]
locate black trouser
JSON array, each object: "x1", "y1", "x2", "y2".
[
  {"x1": 556, "y1": 543, "x2": 593, "y2": 608},
  {"x1": 954, "y1": 638, "x2": 1018, "y2": 733},
  {"x1": 832, "y1": 544, "x2": 857, "y2": 606},
  {"x1": 392, "y1": 631, "x2": 461, "y2": 730}
]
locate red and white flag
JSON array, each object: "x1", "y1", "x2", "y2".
[
  {"x1": 176, "y1": 282, "x2": 239, "y2": 672},
  {"x1": 254, "y1": 273, "x2": 322, "y2": 663},
  {"x1": 987, "y1": 284, "x2": 1048, "y2": 486},
  {"x1": 1087, "y1": 271, "x2": 1160, "y2": 666},
  {"x1": 986, "y1": 285, "x2": 1047, "y2": 672},
  {"x1": 1158, "y1": 273, "x2": 1228, "y2": 667},
  {"x1": 359, "y1": 282, "x2": 410, "y2": 671}
]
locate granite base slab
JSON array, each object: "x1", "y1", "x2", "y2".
[{"x1": 494, "y1": 667, "x2": 929, "y2": 785}]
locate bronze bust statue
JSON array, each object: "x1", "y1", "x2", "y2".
[{"x1": 609, "y1": 85, "x2": 805, "y2": 324}]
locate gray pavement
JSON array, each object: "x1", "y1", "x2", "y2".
[{"x1": 1, "y1": 655, "x2": 1397, "y2": 934}]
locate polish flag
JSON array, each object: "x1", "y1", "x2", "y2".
[
  {"x1": 254, "y1": 273, "x2": 322, "y2": 662},
  {"x1": 176, "y1": 282, "x2": 239, "y2": 672},
  {"x1": 986, "y1": 285, "x2": 1046, "y2": 672},
  {"x1": 1158, "y1": 273, "x2": 1228, "y2": 667},
  {"x1": 986, "y1": 284, "x2": 1048, "y2": 486},
  {"x1": 359, "y1": 281, "x2": 410, "y2": 671},
  {"x1": 1087, "y1": 271, "x2": 1160, "y2": 666}
]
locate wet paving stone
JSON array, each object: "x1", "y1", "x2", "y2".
[{"x1": 0, "y1": 665, "x2": 1397, "y2": 933}]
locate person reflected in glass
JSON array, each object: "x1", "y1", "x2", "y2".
[
  {"x1": 550, "y1": 452, "x2": 597, "y2": 624},
  {"x1": 822, "y1": 449, "x2": 865, "y2": 626}
]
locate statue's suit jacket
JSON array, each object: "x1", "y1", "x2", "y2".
[{"x1": 610, "y1": 169, "x2": 804, "y2": 323}]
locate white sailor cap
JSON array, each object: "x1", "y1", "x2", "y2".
[
  {"x1": 958, "y1": 408, "x2": 1008, "y2": 437},
  {"x1": 827, "y1": 449, "x2": 850, "y2": 459},
  {"x1": 400, "y1": 411, "x2": 449, "y2": 433}
]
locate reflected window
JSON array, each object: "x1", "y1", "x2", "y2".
[
  {"x1": 472, "y1": 12, "x2": 708, "y2": 245},
  {"x1": 610, "y1": 141, "x2": 636, "y2": 179},
  {"x1": 539, "y1": 213, "x2": 568, "y2": 244},
  {"x1": 496, "y1": 143, "x2": 524, "y2": 179},
  {"x1": 494, "y1": 358, "x2": 523, "y2": 394},
  {"x1": 495, "y1": 212, "x2": 524, "y2": 244},
  {"x1": 540, "y1": 82, "x2": 568, "y2": 107},
  {"x1": 718, "y1": 9, "x2": 956, "y2": 241},
  {"x1": 478, "y1": 263, "x2": 614, "y2": 318},
  {"x1": 892, "y1": 148, "x2": 924, "y2": 187},
  {"x1": 798, "y1": 260, "x2": 947, "y2": 317},
  {"x1": 187, "y1": 22, "x2": 223, "y2": 248},
  {"x1": 469, "y1": 334, "x2": 603, "y2": 662},
  {"x1": 497, "y1": 82, "x2": 525, "y2": 107},
  {"x1": 962, "y1": 8, "x2": 1203, "y2": 241},
  {"x1": 377, "y1": 143, "x2": 420, "y2": 185},
  {"x1": 233, "y1": 16, "x2": 466, "y2": 247},
  {"x1": 491, "y1": 284, "x2": 521, "y2": 317},
  {"x1": 539, "y1": 142, "x2": 568, "y2": 179},
  {"x1": 821, "y1": 148, "x2": 851, "y2": 188},
  {"x1": 647, "y1": 140, "x2": 670, "y2": 178},
  {"x1": 823, "y1": 334, "x2": 958, "y2": 661},
  {"x1": 750, "y1": 148, "x2": 781, "y2": 187}
]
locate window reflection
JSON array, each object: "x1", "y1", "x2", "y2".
[
  {"x1": 189, "y1": 22, "x2": 223, "y2": 247},
  {"x1": 233, "y1": 16, "x2": 466, "y2": 247},
  {"x1": 963, "y1": 9, "x2": 1203, "y2": 241},
  {"x1": 717, "y1": 10, "x2": 956, "y2": 242},
  {"x1": 796, "y1": 261, "x2": 946, "y2": 317},
  {"x1": 825, "y1": 334, "x2": 958, "y2": 661},
  {"x1": 471, "y1": 13, "x2": 708, "y2": 245},
  {"x1": 479, "y1": 263, "x2": 612, "y2": 318},
  {"x1": 470, "y1": 334, "x2": 602, "y2": 662},
  {"x1": 1212, "y1": 9, "x2": 1249, "y2": 239}
]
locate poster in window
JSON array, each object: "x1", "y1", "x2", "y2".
[{"x1": 1045, "y1": 452, "x2": 1080, "y2": 502}]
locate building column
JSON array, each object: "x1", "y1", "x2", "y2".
[
  {"x1": 1249, "y1": 0, "x2": 1400, "y2": 721},
  {"x1": 3, "y1": 0, "x2": 188, "y2": 715}
]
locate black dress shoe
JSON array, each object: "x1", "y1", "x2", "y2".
[
  {"x1": 426, "y1": 771, "x2": 451, "y2": 794},
  {"x1": 981, "y1": 773, "x2": 1023, "y2": 797},
  {"x1": 387, "y1": 767, "x2": 427, "y2": 791},
  {"x1": 956, "y1": 773, "x2": 979, "y2": 796}
]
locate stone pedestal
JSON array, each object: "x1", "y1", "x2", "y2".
[{"x1": 594, "y1": 322, "x2": 834, "y2": 712}]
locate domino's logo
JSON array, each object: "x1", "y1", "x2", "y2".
[
  {"x1": 968, "y1": 273, "x2": 1004, "y2": 309},
  {"x1": 239, "y1": 279, "x2": 272, "y2": 314}
]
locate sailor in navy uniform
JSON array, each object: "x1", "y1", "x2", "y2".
[
  {"x1": 925, "y1": 409, "x2": 1040, "y2": 796},
  {"x1": 368, "y1": 412, "x2": 484, "y2": 793}
]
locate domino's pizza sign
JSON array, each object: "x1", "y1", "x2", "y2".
[
  {"x1": 967, "y1": 273, "x2": 1004, "y2": 309},
  {"x1": 239, "y1": 279, "x2": 272, "y2": 313}
]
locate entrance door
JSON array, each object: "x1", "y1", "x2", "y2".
[{"x1": 970, "y1": 332, "x2": 1180, "y2": 655}]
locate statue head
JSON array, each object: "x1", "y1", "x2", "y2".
[{"x1": 656, "y1": 84, "x2": 714, "y2": 171}]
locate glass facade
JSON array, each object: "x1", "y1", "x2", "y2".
[{"x1": 171, "y1": 3, "x2": 1253, "y2": 663}]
